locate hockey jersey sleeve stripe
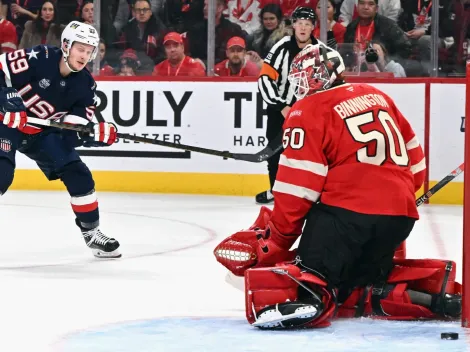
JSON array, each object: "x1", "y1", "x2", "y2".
[
  {"x1": 406, "y1": 136, "x2": 420, "y2": 150},
  {"x1": 272, "y1": 180, "x2": 320, "y2": 202},
  {"x1": 71, "y1": 193, "x2": 97, "y2": 206},
  {"x1": 259, "y1": 63, "x2": 279, "y2": 81},
  {"x1": 62, "y1": 114, "x2": 90, "y2": 125},
  {"x1": 411, "y1": 157, "x2": 426, "y2": 174},
  {"x1": 279, "y1": 154, "x2": 328, "y2": 176},
  {"x1": 276, "y1": 165, "x2": 325, "y2": 196},
  {"x1": 0, "y1": 54, "x2": 12, "y2": 87}
]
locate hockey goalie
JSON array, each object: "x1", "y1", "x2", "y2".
[{"x1": 214, "y1": 44, "x2": 462, "y2": 329}]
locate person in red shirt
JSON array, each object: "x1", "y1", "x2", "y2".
[
  {"x1": 152, "y1": 32, "x2": 206, "y2": 77},
  {"x1": 0, "y1": 17, "x2": 17, "y2": 54},
  {"x1": 213, "y1": 44, "x2": 460, "y2": 329},
  {"x1": 314, "y1": 0, "x2": 346, "y2": 48},
  {"x1": 214, "y1": 36, "x2": 260, "y2": 77}
]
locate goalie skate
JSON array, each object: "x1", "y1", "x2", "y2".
[
  {"x1": 252, "y1": 302, "x2": 321, "y2": 329},
  {"x1": 77, "y1": 220, "x2": 121, "y2": 258}
]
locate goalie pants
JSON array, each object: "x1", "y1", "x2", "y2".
[
  {"x1": 0, "y1": 125, "x2": 99, "y2": 228},
  {"x1": 297, "y1": 203, "x2": 415, "y2": 292},
  {"x1": 266, "y1": 107, "x2": 284, "y2": 189}
]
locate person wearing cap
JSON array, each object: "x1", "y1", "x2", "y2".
[
  {"x1": 214, "y1": 36, "x2": 260, "y2": 77},
  {"x1": 118, "y1": 48, "x2": 140, "y2": 76},
  {"x1": 152, "y1": 32, "x2": 206, "y2": 76},
  {"x1": 255, "y1": 6, "x2": 325, "y2": 205}
]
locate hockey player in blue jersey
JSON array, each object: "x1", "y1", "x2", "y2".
[{"x1": 0, "y1": 21, "x2": 121, "y2": 258}]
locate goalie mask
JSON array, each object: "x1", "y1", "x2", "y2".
[{"x1": 288, "y1": 44, "x2": 345, "y2": 100}]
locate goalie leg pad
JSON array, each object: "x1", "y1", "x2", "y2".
[
  {"x1": 338, "y1": 258, "x2": 462, "y2": 320},
  {"x1": 245, "y1": 264, "x2": 336, "y2": 329}
]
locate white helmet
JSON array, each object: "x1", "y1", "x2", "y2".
[
  {"x1": 61, "y1": 21, "x2": 99, "y2": 71},
  {"x1": 288, "y1": 44, "x2": 346, "y2": 100}
]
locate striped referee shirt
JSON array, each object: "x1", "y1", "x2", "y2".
[{"x1": 258, "y1": 35, "x2": 323, "y2": 111}]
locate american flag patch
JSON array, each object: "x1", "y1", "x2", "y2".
[{"x1": 0, "y1": 138, "x2": 12, "y2": 153}]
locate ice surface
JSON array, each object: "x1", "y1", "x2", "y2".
[{"x1": 0, "y1": 191, "x2": 466, "y2": 351}]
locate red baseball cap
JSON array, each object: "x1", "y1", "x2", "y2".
[
  {"x1": 227, "y1": 36, "x2": 246, "y2": 49},
  {"x1": 164, "y1": 32, "x2": 183, "y2": 45},
  {"x1": 120, "y1": 48, "x2": 138, "y2": 61}
]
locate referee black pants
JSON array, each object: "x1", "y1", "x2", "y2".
[{"x1": 266, "y1": 106, "x2": 284, "y2": 189}]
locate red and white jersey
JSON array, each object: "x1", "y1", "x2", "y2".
[
  {"x1": 270, "y1": 83, "x2": 426, "y2": 236},
  {"x1": 214, "y1": 59, "x2": 260, "y2": 77},
  {"x1": 0, "y1": 19, "x2": 17, "y2": 55},
  {"x1": 152, "y1": 56, "x2": 206, "y2": 77}
]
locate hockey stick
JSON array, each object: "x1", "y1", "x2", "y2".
[
  {"x1": 415, "y1": 162, "x2": 464, "y2": 206},
  {"x1": 26, "y1": 117, "x2": 282, "y2": 163}
]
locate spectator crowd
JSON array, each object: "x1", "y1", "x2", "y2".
[{"x1": 0, "y1": 0, "x2": 468, "y2": 77}]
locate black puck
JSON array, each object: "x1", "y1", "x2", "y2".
[{"x1": 441, "y1": 332, "x2": 459, "y2": 340}]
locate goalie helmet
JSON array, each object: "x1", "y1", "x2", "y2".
[
  {"x1": 61, "y1": 21, "x2": 99, "y2": 64},
  {"x1": 288, "y1": 44, "x2": 345, "y2": 100}
]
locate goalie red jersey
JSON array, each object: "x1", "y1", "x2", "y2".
[{"x1": 271, "y1": 82, "x2": 425, "y2": 235}]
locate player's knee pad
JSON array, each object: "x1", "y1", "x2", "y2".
[
  {"x1": 60, "y1": 161, "x2": 95, "y2": 196},
  {"x1": 338, "y1": 259, "x2": 461, "y2": 320},
  {"x1": 245, "y1": 264, "x2": 336, "y2": 329},
  {"x1": 0, "y1": 158, "x2": 14, "y2": 195}
]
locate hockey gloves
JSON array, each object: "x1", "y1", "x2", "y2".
[
  {"x1": 0, "y1": 87, "x2": 27, "y2": 131},
  {"x1": 80, "y1": 122, "x2": 118, "y2": 147},
  {"x1": 214, "y1": 206, "x2": 297, "y2": 276}
]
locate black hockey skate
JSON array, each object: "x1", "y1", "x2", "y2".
[
  {"x1": 76, "y1": 219, "x2": 121, "y2": 258},
  {"x1": 255, "y1": 190, "x2": 274, "y2": 204},
  {"x1": 252, "y1": 301, "x2": 323, "y2": 329}
]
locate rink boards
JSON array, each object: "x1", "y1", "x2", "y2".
[{"x1": 11, "y1": 79, "x2": 466, "y2": 204}]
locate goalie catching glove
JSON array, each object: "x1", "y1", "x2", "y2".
[
  {"x1": 213, "y1": 206, "x2": 297, "y2": 276},
  {"x1": 0, "y1": 87, "x2": 27, "y2": 131}
]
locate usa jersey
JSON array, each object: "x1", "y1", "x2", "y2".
[
  {"x1": 270, "y1": 83, "x2": 426, "y2": 236},
  {"x1": 0, "y1": 45, "x2": 97, "y2": 134}
]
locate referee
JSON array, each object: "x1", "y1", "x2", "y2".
[{"x1": 256, "y1": 7, "x2": 323, "y2": 204}]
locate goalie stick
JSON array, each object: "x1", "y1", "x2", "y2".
[
  {"x1": 415, "y1": 162, "x2": 464, "y2": 206},
  {"x1": 26, "y1": 117, "x2": 282, "y2": 163}
]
